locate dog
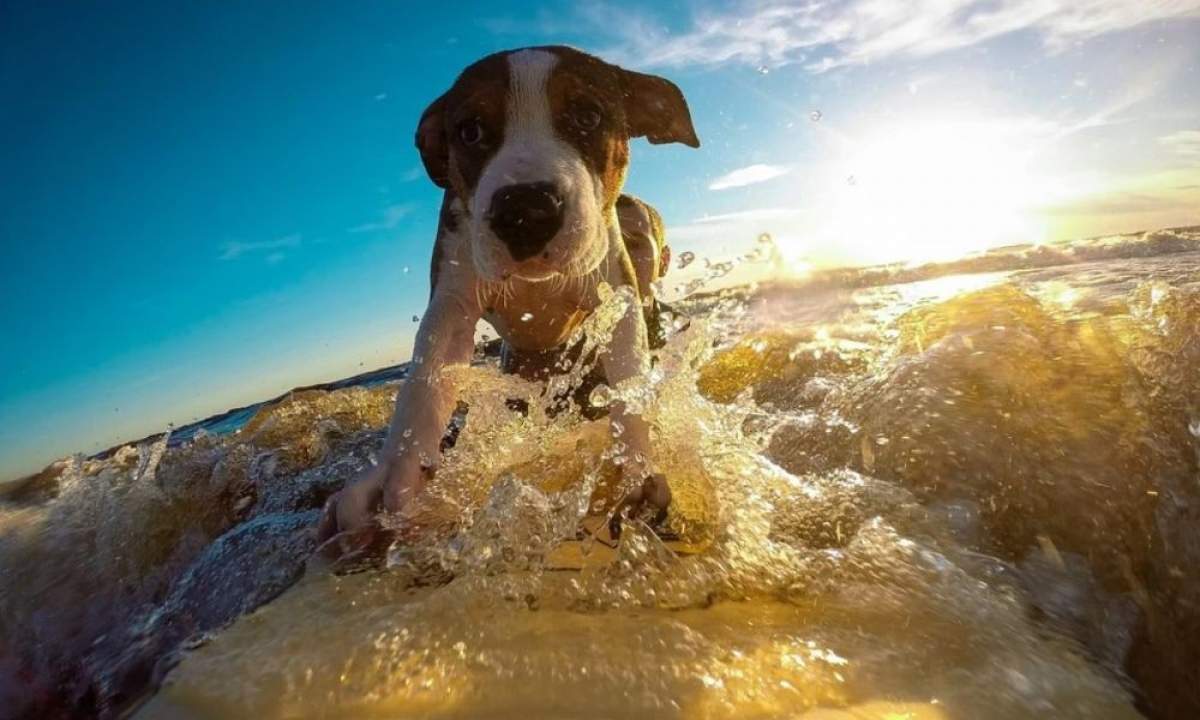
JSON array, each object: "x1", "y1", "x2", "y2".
[{"x1": 318, "y1": 46, "x2": 699, "y2": 553}]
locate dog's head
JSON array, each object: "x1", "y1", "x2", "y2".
[{"x1": 415, "y1": 46, "x2": 699, "y2": 282}]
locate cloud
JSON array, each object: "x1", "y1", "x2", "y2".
[
  {"x1": 692, "y1": 207, "x2": 805, "y2": 224},
  {"x1": 349, "y1": 203, "x2": 415, "y2": 233},
  {"x1": 1160, "y1": 129, "x2": 1200, "y2": 160},
  {"x1": 1038, "y1": 165, "x2": 1200, "y2": 239},
  {"x1": 708, "y1": 163, "x2": 792, "y2": 190},
  {"x1": 400, "y1": 166, "x2": 424, "y2": 183},
  {"x1": 598, "y1": 0, "x2": 1200, "y2": 72},
  {"x1": 668, "y1": 206, "x2": 810, "y2": 248},
  {"x1": 1047, "y1": 191, "x2": 1186, "y2": 216},
  {"x1": 219, "y1": 233, "x2": 301, "y2": 261}
]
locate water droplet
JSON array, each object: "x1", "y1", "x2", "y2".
[
  {"x1": 846, "y1": 175, "x2": 857, "y2": 185},
  {"x1": 589, "y1": 385, "x2": 613, "y2": 409},
  {"x1": 757, "y1": 232, "x2": 773, "y2": 244},
  {"x1": 677, "y1": 251, "x2": 695, "y2": 269},
  {"x1": 610, "y1": 419, "x2": 625, "y2": 437},
  {"x1": 402, "y1": 428, "x2": 413, "y2": 438},
  {"x1": 809, "y1": 110, "x2": 822, "y2": 122},
  {"x1": 412, "y1": 315, "x2": 420, "y2": 322},
  {"x1": 402, "y1": 266, "x2": 410, "y2": 274},
  {"x1": 1190, "y1": 418, "x2": 1200, "y2": 438},
  {"x1": 520, "y1": 312, "x2": 534, "y2": 322},
  {"x1": 756, "y1": 65, "x2": 770, "y2": 75}
]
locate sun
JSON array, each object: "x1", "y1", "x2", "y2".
[{"x1": 811, "y1": 118, "x2": 1052, "y2": 266}]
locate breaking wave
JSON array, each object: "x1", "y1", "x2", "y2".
[{"x1": 2, "y1": 228, "x2": 1198, "y2": 719}]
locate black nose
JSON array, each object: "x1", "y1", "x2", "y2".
[{"x1": 487, "y1": 182, "x2": 564, "y2": 261}]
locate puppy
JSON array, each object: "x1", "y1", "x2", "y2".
[{"x1": 319, "y1": 46, "x2": 699, "y2": 551}]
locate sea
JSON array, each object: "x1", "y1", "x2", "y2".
[{"x1": 1, "y1": 227, "x2": 1198, "y2": 719}]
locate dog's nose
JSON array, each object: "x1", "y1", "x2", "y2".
[{"x1": 487, "y1": 182, "x2": 564, "y2": 261}]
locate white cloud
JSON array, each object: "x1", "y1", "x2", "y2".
[
  {"x1": 692, "y1": 207, "x2": 804, "y2": 224},
  {"x1": 219, "y1": 233, "x2": 301, "y2": 261},
  {"x1": 668, "y1": 206, "x2": 809, "y2": 248},
  {"x1": 708, "y1": 163, "x2": 793, "y2": 190},
  {"x1": 400, "y1": 166, "x2": 424, "y2": 183},
  {"x1": 1161, "y1": 129, "x2": 1200, "y2": 160},
  {"x1": 599, "y1": 0, "x2": 1200, "y2": 72},
  {"x1": 349, "y1": 203, "x2": 415, "y2": 233}
]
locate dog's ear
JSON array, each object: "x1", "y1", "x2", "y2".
[
  {"x1": 620, "y1": 70, "x2": 700, "y2": 148},
  {"x1": 415, "y1": 93, "x2": 451, "y2": 188}
]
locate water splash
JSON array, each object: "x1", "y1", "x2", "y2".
[
  {"x1": 5, "y1": 237, "x2": 1199, "y2": 718},
  {"x1": 145, "y1": 270, "x2": 1196, "y2": 718}
]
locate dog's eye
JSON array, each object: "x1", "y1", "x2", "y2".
[
  {"x1": 571, "y1": 105, "x2": 602, "y2": 131},
  {"x1": 457, "y1": 118, "x2": 484, "y2": 146}
]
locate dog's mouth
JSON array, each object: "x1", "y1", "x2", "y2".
[{"x1": 498, "y1": 254, "x2": 563, "y2": 283}]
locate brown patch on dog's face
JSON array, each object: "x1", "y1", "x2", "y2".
[
  {"x1": 416, "y1": 53, "x2": 510, "y2": 205},
  {"x1": 443, "y1": 61, "x2": 510, "y2": 208},
  {"x1": 546, "y1": 51, "x2": 631, "y2": 215}
]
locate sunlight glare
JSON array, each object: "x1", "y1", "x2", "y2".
[{"x1": 815, "y1": 120, "x2": 1051, "y2": 266}]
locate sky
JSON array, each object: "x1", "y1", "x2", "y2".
[{"x1": 1, "y1": 0, "x2": 1198, "y2": 482}]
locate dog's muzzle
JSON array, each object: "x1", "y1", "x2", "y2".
[{"x1": 487, "y1": 182, "x2": 565, "y2": 261}]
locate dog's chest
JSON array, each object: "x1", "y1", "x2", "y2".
[{"x1": 482, "y1": 279, "x2": 592, "y2": 352}]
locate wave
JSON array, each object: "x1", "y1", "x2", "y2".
[{"x1": 1, "y1": 227, "x2": 1198, "y2": 718}]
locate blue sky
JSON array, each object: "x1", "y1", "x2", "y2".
[{"x1": 2, "y1": 0, "x2": 1198, "y2": 481}]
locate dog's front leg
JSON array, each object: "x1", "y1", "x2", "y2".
[
  {"x1": 318, "y1": 284, "x2": 479, "y2": 547},
  {"x1": 597, "y1": 248, "x2": 671, "y2": 531},
  {"x1": 380, "y1": 289, "x2": 479, "y2": 510}
]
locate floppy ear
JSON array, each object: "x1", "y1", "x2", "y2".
[
  {"x1": 414, "y1": 93, "x2": 451, "y2": 188},
  {"x1": 620, "y1": 69, "x2": 700, "y2": 148}
]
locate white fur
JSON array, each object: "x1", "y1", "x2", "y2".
[{"x1": 469, "y1": 49, "x2": 609, "y2": 283}]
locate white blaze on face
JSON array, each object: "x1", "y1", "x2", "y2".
[{"x1": 470, "y1": 49, "x2": 607, "y2": 282}]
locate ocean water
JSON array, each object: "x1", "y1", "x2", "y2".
[{"x1": 2, "y1": 229, "x2": 1198, "y2": 719}]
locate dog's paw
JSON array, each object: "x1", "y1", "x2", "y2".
[
  {"x1": 313, "y1": 523, "x2": 393, "y2": 573},
  {"x1": 609, "y1": 473, "x2": 672, "y2": 540},
  {"x1": 314, "y1": 464, "x2": 388, "y2": 566}
]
